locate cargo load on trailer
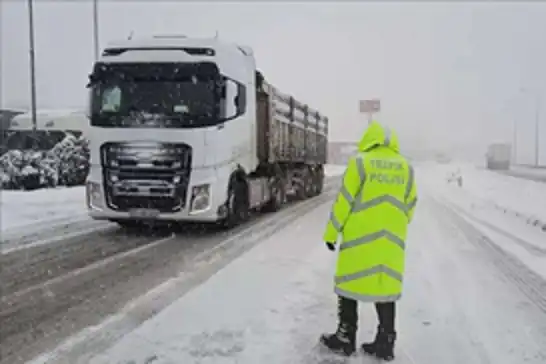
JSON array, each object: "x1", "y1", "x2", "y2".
[{"x1": 85, "y1": 35, "x2": 329, "y2": 228}]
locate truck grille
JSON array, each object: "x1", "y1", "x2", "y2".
[{"x1": 100, "y1": 141, "x2": 192, "y2": 213}]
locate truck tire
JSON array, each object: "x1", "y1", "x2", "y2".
[
  {"x1": 314, "y1": 169, "x2": 324, "y2": 196},
  {"x1": 304, "y1": 168, "x2": 315, "y2": 198},
  {"x1": 295, "y1": 175, "x2": 308, "y2": 200},
  {"x1": 219, "y1": 180, "x2": 249, "y2": 229},
  {"x1": 263, "y1": 178, "x2": 285, "y2": 213}
]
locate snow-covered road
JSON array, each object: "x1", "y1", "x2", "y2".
[
  {"x1": 420, "y1": 162, "x2": 546, "y2": 282},
  {"x1": 5, "y1": 162, "x2": 545, "y2": 364},
  {"x1": 33, "y1": 171, "x2": 546, "y2": 364},
  {"x1": 4, "y1": 173, "x2": 343, "y2": 364}
]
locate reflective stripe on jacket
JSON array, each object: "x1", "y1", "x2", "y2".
[{"x1": 323, "y1": 121, "x2": 418, "y2": 303}]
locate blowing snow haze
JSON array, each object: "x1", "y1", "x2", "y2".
[{"x1": 2, "y1": 1, "x2": 546, "y2": 163}]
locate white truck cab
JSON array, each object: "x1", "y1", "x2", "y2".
[{"x1": 86, "y1": 35, "x2": 328, "y2": 227}]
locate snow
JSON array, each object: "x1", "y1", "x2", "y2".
[
  {"x1": 324, "y1": 164, "x2": 346, "y2": 177},
  {"x1": 421, "y1": 162, "x2": 546, "y2": 224},
  {"x1": 449, "y1": 202, "x2": 546, "y2": 280},
  {"x1": 511, "y1": 165, "x2": 546, "y2": 176},
  {"x1": 0, "y1": 186, "x2": 88, "y2": 235},
  {"x1": 0, "y1": 165, "x2": 340, "y2": 238},
  {"x1": 505, "y1": 165, "x2": 546, "y2": 182},
  {"x1": 76, "y1": 183, "x2": 546, "y2": 364},
  {"x1": 0, "y1": 133, "x2": 89, "y2": 190},
  {"x1": 418, "y1": 162, "x2": 546, "y2": 281}
]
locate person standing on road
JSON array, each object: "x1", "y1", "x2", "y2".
[{"x1": 320, "y1": 121, "x2": 418, "y2": 360}]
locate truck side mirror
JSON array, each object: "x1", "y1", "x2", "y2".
[
  {"x1": 235, "y1": 83, "x2": 246, "y2": 115},
  {"x1": 86, "y1": 74, "x2": 98, "y2": 88}
]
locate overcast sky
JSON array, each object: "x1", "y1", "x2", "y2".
[{"x1": 1, "y1": 1, "x2": 545, "y2": 162}]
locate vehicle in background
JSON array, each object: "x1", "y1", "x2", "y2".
[
  {"x1": 4, "y1": 109, "x2": 88, "y2": 151},
  {"x1": 486, "y1": 143, "x2": 511, "y2": 170},
  {"x1": 435, "y1": 152, "x2": 452, "y2": 164},
  {"x1": 85, "y1": 35, "x2": 328, "y2": 228},
  {"x1": 0, "y1": 108, "x2": 27, "y2": 154}
]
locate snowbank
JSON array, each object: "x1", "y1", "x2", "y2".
[
  {"x1": 1, "y1": 186, "x2": 87, "y2": 235},
  {"x1": 417, "y1": 162, "x2": 546, "y2": 281},
  {"x1": 421, "y1": 162, "x2": 546, "y2": 231},
  {"x1": 505, "y1": 165, "x2": 546, "y2": 183}
]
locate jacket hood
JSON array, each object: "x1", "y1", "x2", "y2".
[{"x1": 357, "y1": 120, "x2": 400, "y2": 153}]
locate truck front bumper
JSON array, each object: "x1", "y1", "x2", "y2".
[{"x1": 86, "y1": 165, "x2": 231, "y2": 223}]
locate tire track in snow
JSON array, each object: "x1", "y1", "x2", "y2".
[
  {"x1": 432, "y1": 197, "x2": 546, "y2": 314},
  {"x1": 1, "y1": 219, "x2": 113, "y2": 254},
  {"x1": 0, "y1": 223, "x2": 223, "y2": 298},
  {"x1": 2, "y1": 179, "x2": 340, "y2": 364},
  {"x1": 443, "y1": 200, "x2": 546, "y2": 256},
  {"x1": 26, "y1": 188, "x2": 338, "y2": 364}
]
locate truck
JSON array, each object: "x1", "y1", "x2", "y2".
[
  {"x1": 485, "y1": 143, "x2": 511, "y2": 170},
  {"x1": 85, "y1": 35, "x2": 329, "y2": 228}
]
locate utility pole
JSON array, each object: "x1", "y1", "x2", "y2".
[
  {"x1": 27, "y1": 0, "x2": 38, "y2": 148},
  {"x1": 534, "y1": 92, "x2": 540, "y2": 166},
  {"x1": 512, "y1": 117, "x2": 517, "y2": 164},
  {"x1": 93, "y1": 0, "x2": 99, "y2": 60},
  {"x1": 520, "y1": 88, "x2": 541, "y2": 167}
]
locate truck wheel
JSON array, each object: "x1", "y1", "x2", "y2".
[
  {"x1": 220, "y1": 181, "x2": 249, "y2": 229},
  {"x1": 263, "y1": 178, "x2": 285, "y2": 213},
  {"x1": 305, "y1": 169, "x2": 317, "y2": 198},
  {"x1": 315, "y1": 172, "x2": 324, "y2": 195},
  {"x1": 294, "y1": 169, "x2": 313, "y2": 200},
  {"x1": 296, "y1": 178, "x2": 307, "y2": 200}
]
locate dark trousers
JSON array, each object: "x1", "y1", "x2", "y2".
[{"x1": 338, "y1": 296, "x2": 396, "y2": 333}]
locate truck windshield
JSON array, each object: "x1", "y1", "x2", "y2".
[{"x1": 89, "y1": 63, "x2": 221, "y2": 128}]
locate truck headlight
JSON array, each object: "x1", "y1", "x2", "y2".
[
  {"x1": 190, "y1": 184, "x2": 211, "y2": 213},
  {"x1": 86, "y1": 181, "x2": 103, "y2": 209}
]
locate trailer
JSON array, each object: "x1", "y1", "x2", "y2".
[
  {"x1": 85, "y1": 35, "x2": 328, "y2": 228},
  {"x1": 486, "y1": 143, "x2": 511, "y2": 170}
]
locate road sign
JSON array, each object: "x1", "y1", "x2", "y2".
[{"x1": 359, "y1": 99, "x2": 381, "y2": 113}]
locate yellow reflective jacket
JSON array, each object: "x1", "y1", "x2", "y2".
[{"x1": 323, "y1": 121, "x2": 417, "y2": 302}]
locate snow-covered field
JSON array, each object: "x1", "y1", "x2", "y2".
[{"x1": 32, "y1": 165, "x2": 546, "y2": 364}]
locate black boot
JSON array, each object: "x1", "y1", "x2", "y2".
[
  {"x1": 361, "y1": 326, "x2": 396, "y2": 361},
  {"x1": 320, "y1": 322, "x2": 356, "y2": 356},
  {"x1": 319, "y1": 296, "x2": 357, "y2": 356}
]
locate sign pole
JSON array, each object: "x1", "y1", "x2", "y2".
[
  {"x1": 27, "y1": 0, "x2": 38, "y2": 149},
  {"x1": 93, "y1": 0, "x2": 99, "y2": 61},
  {"x1": 360, "y1": 99, "x2": 380, "y2": 126}
]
